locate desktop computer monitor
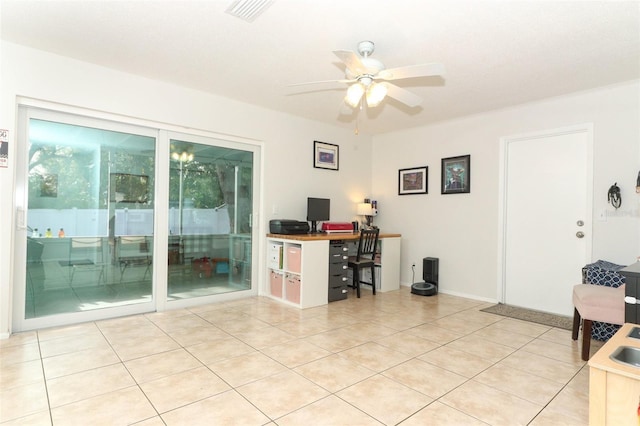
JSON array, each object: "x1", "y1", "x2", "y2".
[{"x1": 307, "y1": 197, "x2": 330, "y2": 233}]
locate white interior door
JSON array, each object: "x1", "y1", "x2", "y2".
[{"x1": 502, "y1": 125, "x2": 592, "y2": 316}]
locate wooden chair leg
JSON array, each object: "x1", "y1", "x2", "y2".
[
  {"x1": 371, "y1": 265, "x2": 376, "y2": 295},
  {"x1": 353, "y1": 266, "x2": 360, "y2": 298},
  {"x1": 572, "y1": 308, "x2": 580, "y2": 341},
  {"x1": 581, "y1": 319, "x2": 592, "y2": 361}
]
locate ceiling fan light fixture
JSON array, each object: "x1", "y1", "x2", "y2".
[
  {"x1": 346, "y1": 83, "x2": 365, "y2": 107},
  {"x1": 366, "y1": 82, "x2": 388, "y2": 107}
]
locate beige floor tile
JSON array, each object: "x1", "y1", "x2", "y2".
[
  {"x1": 277, "y1": 395, "x2": 382, "y2": 425},
  {"x1": 440, "y1": 380, "x2": 542, "y2": 425},
  {"x1": 0, "y1": 381, "x2": 49, "y2": 423},
  {"x1": 522, "y1": 337, "x2": 586, "y2": 366},
  {"x1": 374, "y1": 331, "x2": 440, "y2": 357},
  {"x1": 42, "y1": 346, "x2": 120, "y2": 379},
  {"x1": 233, "y1": 326, "x2": 296, "y2": 349},
  {"x1": 405, "y1": 324, "x2": 464, "y2": 344},
  {"x1": 161, "y1": 389, "x2": 270, "y2": 425},
  {"x1": 470, "y1": 324, "x2": 535, "y2": 349},
  {"x1": 529, "y1": 410, "x2": 587, "y2": 426},
  {"x1": 209, "y1": 351, "x2": 288, "y2": 387},
  {"x1": 37, "y1": 322, "x2": 99, "y2": 342},
  {"x1": 0, "y1": 290, "x2": 603, "y2": 424},
  {"x1": 444, "y1": 335, "x2": 516, "y2": 363},
  {"x1": 398, "y1": 401, "x2": 488, "y2": 426},
  {"x1": 237, "y1": 370, "x2": 329, "y2": 419},
  {"x1": 418, "y1": 346, "x2": 494, "y2": 378},
  {"x1": 147, "y1": 313, "x2": 212, "y2": 333},
  {"x1": 0, "y1": 409, "x2": 52, "y2": 425},
  {"x1": 47, "y1": 363, "x2": 135, "y2": 407},
  {"x1": 140, "y1": 366, "x2": 230, "y2": 413},
  {"x1": 474, "y1": 364, "x2": 564, "y2": 405},
  {"x1": 430, "y1": 316, "x2": 487, "y2": 335},
  {"x1": 215, "y1": 316, "x2": 272, "y2": 334},
  {"x1": 383, "y1": 358, "x2": 467, "y2": 399},
  {"x1": 498, "y1": 349, "x2": 582, "y2": 383},
  {"x1": 50, "y1": 386, "x2": 156, "y2": 425},
  {"x1": 165, "y1": 325, "x2": 230, "y2": 347},
  {"x1": 261, "y1": 339, "x2": 331, "y2": 368},
  {"x1": 294, "y1": 354, "x2": 375, "y2": 392},
  {"x1": 338, "y1": 342, "x2": 411, "y2": 372},
  {"x1": 110, "y1": 334, "x2": 181, "y2": 361},
  {"x1": 0, "y1": 359, "x2": 44, "y2": 389},
  {"x1": 539, "y1": 383, "x2": 589, "y2": 424},
  {"x1": 131, "y1": 416, "x2": 166, "y2": 426},
  {"x1": 303, "y1": 328, "x2": 370, "y2": 352},
  {"x1": 186, "y1": 337, "x2": 256, "y2": 365},
  {"x1": 124, "y1": 348, "x2": 202, "y2": 383},
  {"x1": 337, "y1": 374, "x2": 432, "y2": 425},
  {"x1": 538, "y1": 327, "x2": 574, "y2": 346},
  {"x1": 275, "y1": 317, "x2": 333, "y2": 337},
  {"x1": 0, "y1": 343, "x2": 41, "y2": 367},
  {"x1": 0, "y1": 331, "x2": 37, "y2": 348},
  {"x1": 491, "y1": 318, "x2": 551, "y2": 337},
  {"x1": 38, "y1": 331, "x2": 109, "y2": 358},
  {"x1": 341, "y1": 321, "x2": 398, "y2": 340}
]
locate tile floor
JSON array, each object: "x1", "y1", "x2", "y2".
[{"x1": 0, "y1": 289, "x2": 597, "y2": 425}]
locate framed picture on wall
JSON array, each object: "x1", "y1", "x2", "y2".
[
  {"x1": 313, "y1": 140, "x2": 339, "y2": 171},
  {"x1": 441, "y1": 155, "x2": 470, "y2": 194},
  {"x1": 398, "y1": 166, "x2": 428, "y2": 195}
]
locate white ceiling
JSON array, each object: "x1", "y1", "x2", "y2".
[{"x1": 1, "y1": 0, "x2": 639, "y2": 135}]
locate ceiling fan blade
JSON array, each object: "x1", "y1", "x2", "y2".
[
  {"x1": 287, "y1": 79, "x2": 353, "y2": 88},
  {"x1": 385, "y1": 83, "x2": 423, "y2": 108},
  {"x1": 333, "y1": 50, "x2": 368, "y2": 76},
  {"x1": 376, "y1": 63, "x2": 445, "y2": 81}
]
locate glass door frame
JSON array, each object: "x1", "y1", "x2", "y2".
[{"x1": 12, "y1": 104, "x2": 262, "y2": 332}]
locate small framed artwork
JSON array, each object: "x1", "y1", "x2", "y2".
[
  {"x1": 398, "y1": 166, "x2": 428, "y2": 195},
  {"x1": 441, "y1": 155, "x2": 470, "y2": 194},
  {"x1": 313, "y1": 140, "x2": 339, "y2": 171}
]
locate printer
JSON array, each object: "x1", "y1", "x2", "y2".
[{"x1": 269, "y1": 219, "x2": 310, "y2": 235}]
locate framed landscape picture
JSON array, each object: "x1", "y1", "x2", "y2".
[
  {"x1": 313, "y1": 140, "x2": 339, "y2": 171},
  {"x1": 441, "y1": 155, "x2": 470, "y2": 194},
  {"x1": 399, "y1": 166, "x2": 428, "y2": 195}
]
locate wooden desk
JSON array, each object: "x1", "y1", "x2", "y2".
[
  {"x1": 588, "y1": 323, "x2": 640, "y2": 425},
  {"x1": 266, "y1": 232, "x2": 401, "y2": 308}
]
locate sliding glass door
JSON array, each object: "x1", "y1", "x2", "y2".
[
  {"x1": 13, "y1": 108, "x2": 260, "y2": 332},
  {"x1": 166, "y1": 137, "x2": 254, "y2": 300}
]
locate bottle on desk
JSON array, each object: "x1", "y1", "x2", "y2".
[
  {"x1": 32, "y1": 228, "x2": 38, "y2": 238},
  {"x1": 58, "y1": 228, "x2": 65, "y2": 238},
  {"x1": 45, "y1": 228, "x2": 52, "y2": 238}
]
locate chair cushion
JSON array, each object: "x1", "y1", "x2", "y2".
[{"x1": 572, "y1": 283, "x2": 625, "y2": 325}]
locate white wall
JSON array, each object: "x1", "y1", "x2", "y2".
[
  {"x1": 372, "y1": 81, "x2": 640, "y2": 301},
  {"x1": 0, "y1": 42, "x2": 373, "y2": 336}
]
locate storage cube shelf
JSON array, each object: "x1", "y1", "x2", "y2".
[{"x1": 265, "y1": 237, "x2": 329, "y2": 308}]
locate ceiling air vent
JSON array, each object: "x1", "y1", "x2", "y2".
[{"x1": 225, "y1": 0, "x2": 274, "y2": 22}]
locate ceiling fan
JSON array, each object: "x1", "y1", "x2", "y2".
[{"x1": 289, "y1": 40, "x2": 445, "y2": 110}]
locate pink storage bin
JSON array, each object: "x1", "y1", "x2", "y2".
[
  {"x1": 270, "y1": 270, "x2": 283, "y2": 298},
  {"x1": 285, "y1": 275, "x2": 301, "y2": 304},
  {"x1": 286, "y1": 246, "x2": 302, "y2": 273}
]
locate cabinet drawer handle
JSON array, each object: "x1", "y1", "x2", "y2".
[{"x1": 342, "y1": 265, "x2": 347, "y2": 269}]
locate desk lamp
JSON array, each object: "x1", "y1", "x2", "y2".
[{"x1": 357, "y1": 202, "x2": 373, "y2": 229}]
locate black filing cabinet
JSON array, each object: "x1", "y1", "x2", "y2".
[
  {"x1": 328, "y1": 241, "x2": 349, "y2": 302},
  {"x1": 620, "y1": 262, "x2": 640, "y2": 324}
]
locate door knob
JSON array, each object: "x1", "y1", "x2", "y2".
[{"x1": 576, "y1": 231, "x2": 585, "y2": 238}]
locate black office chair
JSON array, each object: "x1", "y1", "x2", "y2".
[{"x1": 348, "y1": 228, "x2": 380, "y2": 298}]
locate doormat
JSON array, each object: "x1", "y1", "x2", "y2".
[
  {"x1": 480, "y1": 303, "x2": 573, "y2": 330},
  {"x1": 58, "y1": 259, "x2": 93, "y2": 267}
]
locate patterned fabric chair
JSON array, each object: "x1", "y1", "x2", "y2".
[
  {"x1": 572, "y1": 283, "x2": 625, "y2": 360},
  {"x1": 582, "y1": 260, "x2": 626, "y2": 341}
]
